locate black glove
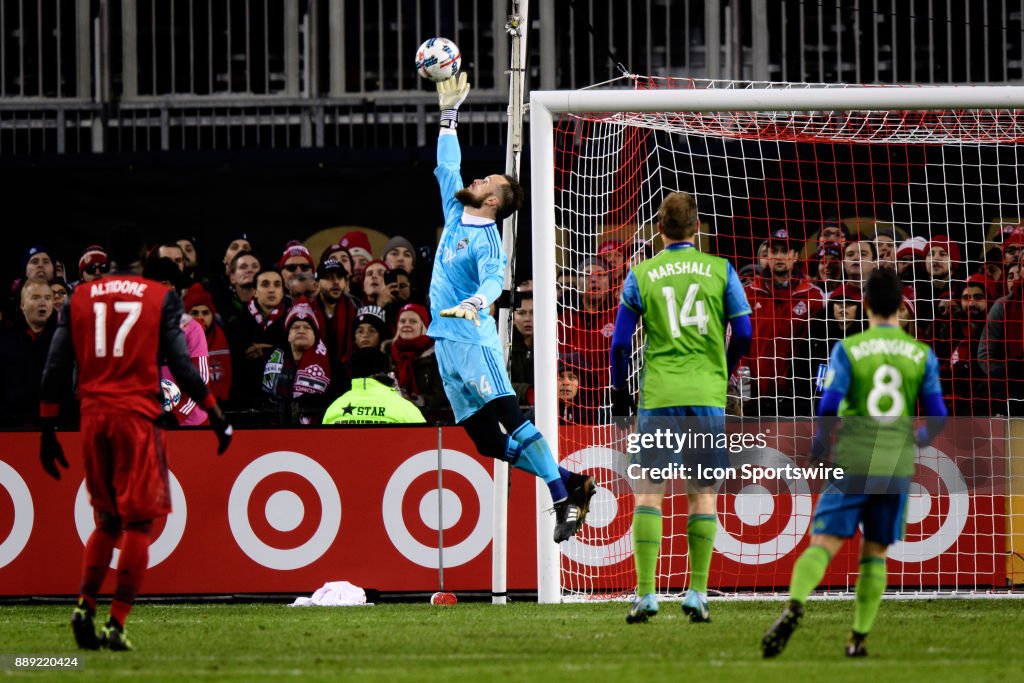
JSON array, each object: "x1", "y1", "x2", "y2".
[
  {"x1": 208, "y1": 405, "x2": 233, "y2": 455},
  {"x1": 40, "y1": 419, "x2": 69, "y2": 480},
  {"x1": 611, "y1": 387, "x2": 636, "y2": 418},
  {"x1": 610, "y1": 387, "x2": 636, "y2": 432}
]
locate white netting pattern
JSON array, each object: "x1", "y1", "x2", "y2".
[{"x1": 550, "y1": 79, "x2": 1024, "y2": 599}]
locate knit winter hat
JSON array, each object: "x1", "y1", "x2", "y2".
[
  {"x1": 278, "y1": 242, "x2": 315, "y2": 270},
  {"x1": 896, "y1": 236, "x2": 928, "y2": 259},
  {"x1": 340, "y1": 231, "x2": 373, "y2": 262},
  {"x1": 78, "y1": 245, "x2": 110, "y2": 276},
  {"x1": 355, "y1": 305, "x2": 390, "y2": 339},
  {"x1": 927, "y1": 235, "x2": 962, "y2": 264},
  {"x1": 382, "y1": 235, "x2": 416, "y2": 261},
  {"x1": 398, "y1": 302, "x2": 430, "y2": 328},
  {"x1": 183, "y1": 282, "x2": 217, "y2": 317},
  {"x1": 285, "y1": 299, "x2": 321, "y2": 338}
]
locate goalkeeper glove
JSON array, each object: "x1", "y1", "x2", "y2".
[
  {"x1": 437, "y1": 72, "x2": 470, "y2": 129},
  {"x1": 208, "y1": 404, "x2": 233, "y2": 455},
  {"x1": 440, "y1": 295, "x2": 486, "y2": 327},
  {"x1": 40, "y1": 418, "x2": 69, "y2": 481}
]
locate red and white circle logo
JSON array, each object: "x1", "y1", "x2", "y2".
[
  {"x1": 714, "y1": 449, "x2": 812, "y2": 565},
  {"x1": 559, "y1": 446, "x2": 634, "y2": 567},
  {"x1": 889, "y1": 447, "x2": 968, "y2": 563},
  {"x1": 382, "y1": 450, "x2": 492, "y2": 568},
  {"x1": 228, "y1": 451, "x2": 341, "y2": 570},
  {"x1": 0, "y1": 460, "x2": 33, "y2": 569},
  {"x1": 74, "y1": 474, "x2": 187, "y2": 569}
]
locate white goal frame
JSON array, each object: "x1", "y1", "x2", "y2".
[{"x1": 529, "y1": 85, "x2": 1024, "y2": 604}]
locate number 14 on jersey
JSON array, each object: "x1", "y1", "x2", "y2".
[{"x1": 662, "y1": 284, "x2": 709, "y2": 337}]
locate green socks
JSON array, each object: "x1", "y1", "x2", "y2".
[
  {"x1": 789, "y1": 545, "x2": 831, "y2": 604},
  {"x1": 633, "y1": 506, "x2": 662, "y2": 596},
  {"x1": 853, "y1": 556, "x2": 887, "y2": 634},
  {"x1": 686, "y1": 514, "x2": 717, "y2": 594}
]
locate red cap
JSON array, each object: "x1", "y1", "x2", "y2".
[
  {"x1": 896, "y1": 236, "x2": 928, "y2": 259},
  {"x1": 183, "y1": 283, "x2": 217, "y2": 317},
  {"x1": 927, "y1": 235, "x2": 962, "y2": 264},
  {"x1": 1002, "y1": 227, "x2": 1024, "y2": 249},
  {"x1": 78, "y1": 245, "x2": 109, "y2": 276},
  {"x1": 278, "y1": 243, "x2": 315, "y2": 271},
  {"x1": 340, "y1": 231, "x2": 373, "y2": 258},
  {"x1": 285, "y1": 299, "x2": 321, "y2": 338},
  {"x1": 964, "y1": 272, "x2": 999, "y2": 301},
  {"x1": 399, "y1": 302, "x2": 430, "y2": 327}
]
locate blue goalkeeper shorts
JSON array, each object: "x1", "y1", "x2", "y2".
[
  {"x1": 812, "y1": 481, "x2": 909, "y2": 546},
  {"x1": 435, "y1": 338, "x2": 514, "y2": 423}
]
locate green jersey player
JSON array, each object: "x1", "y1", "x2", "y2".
[
  {"x1": 609, "y1": 191, "x2": 752, "y2": 624},
  {"x1": 762, "y1": 268, "x2": 948, "y2": 658}
]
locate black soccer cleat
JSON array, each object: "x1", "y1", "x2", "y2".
[
  {"x1": 99, "y1": 617, "x2": 133, "y2": 651},
  {"x1": 71, "y1": 601, "x2": 100, "y2": 650},
  {"x1": 761, "y1": 600, "x2": 804, "y2": 658},
  {"x1": 553, "y1": 499, "x2": 582, "y2": 543},
  {"x1": 566, "y1": 473, "x2": 597, "y2": 531},
  {"x1": 845, "y1": 631, "x2": 868, "y2": 657}
]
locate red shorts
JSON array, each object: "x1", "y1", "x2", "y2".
[{"x1": 82, "y1": 412, "x2": 171, "y2": 522}]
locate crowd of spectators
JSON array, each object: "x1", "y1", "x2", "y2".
[
  {"x1": 552, "y1": 219, "x2": 1024, "y2": 422},
  {"x1": 1, "y1": 230, "x2": 450, "y2": 427},
  {"x1": 4, "y1": 217, "x2": 1024, "y2": 428}
]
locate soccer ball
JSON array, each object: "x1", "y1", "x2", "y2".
[
  {"x1": 415, "y1": 37, "x2": 461, "y2": 83},
  {"x1": 161, "y1": 378, "x2": 182, "y2": 412}
]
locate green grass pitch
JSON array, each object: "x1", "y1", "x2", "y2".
[{"x1": 3, "y1": 600, "x2": 1022, "y2": 681}]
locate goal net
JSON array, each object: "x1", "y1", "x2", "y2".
[{"x1": 530, "y1": 78, "x2": 1024, "y2": 601}]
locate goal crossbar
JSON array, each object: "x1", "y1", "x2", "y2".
[{"x1": 529, "y1": 85, "x2": 1024, "y2": 604}]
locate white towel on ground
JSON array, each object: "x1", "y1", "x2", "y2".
[{"x1": 289, "y1": 581, "x2": 370, "y2": 607}]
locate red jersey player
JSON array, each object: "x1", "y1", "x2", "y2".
[{"x1": 39, "y1": 224, "x2": 232, "y2": 651}]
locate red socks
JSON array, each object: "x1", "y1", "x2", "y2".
[
  {"x1": 79, "y1": 528, "x2": 119, "y2": 611},
  {"x1": 109, "y1": 528, "x2": 150, "y2": 626}
]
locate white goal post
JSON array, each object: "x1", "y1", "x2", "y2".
[{"x1": 529, "y1": 85, "x2": 1024, "y2": 604}]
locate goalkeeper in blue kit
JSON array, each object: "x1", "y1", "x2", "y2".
[{"x1": 427, "y1": 73, "x2": 595, "y2": 543}]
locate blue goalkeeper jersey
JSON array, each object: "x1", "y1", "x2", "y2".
[{"x1": 427, "y1": 132, "x2": 506, "y2": 353}]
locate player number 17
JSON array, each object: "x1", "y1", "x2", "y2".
[
  {"x1": 93, "y1": 301, "x2": 143, "y2": 358},
  {"x1": 661, "y1": 284, "x2": 709, "y2": 337}
]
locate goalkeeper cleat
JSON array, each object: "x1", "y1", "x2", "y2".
[
  {"x1": 100, "y1": 618, "x2": 133, "y2": 651},
  {"x1": 845, "y1": 631, "x2": 869, "y2": 657},
  {"x1": 71, "y1": 601, "x2": 100, "y2": 650},
  {"x1": 626, "y1": 593, "x2": 659, "y2": 624},
  {"x1": 761, "y1": 600, "x2": 804, "y2": 658},
  {"x1": 681, "y1": 589, "x2": 711, "y2": 623},
  {"x1": 566, "y1": 473, "x2": 597, "y2": 532},
  {"x1": 552, "y1": 499, "x2": 582, "y2": 543}
]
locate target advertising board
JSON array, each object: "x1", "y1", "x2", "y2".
[{"x1": 0, "y1": 423, "x2": 1008, "y2": 595}]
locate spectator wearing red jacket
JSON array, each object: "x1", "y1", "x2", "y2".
[
  {"x1": 184, "y1": 283, "x2": 232, "y2": 402},
  {"x1": 561, "y1": 257, "x2": 617, "y2": 405},
  {"x1": 935, "y1": 275, "x2": 992, "y2": 416},
  {"x1": 744, "y1": 228, "x2": 825, "y2": 417}
]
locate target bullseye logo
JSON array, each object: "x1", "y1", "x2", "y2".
[
  {"x1": 228, "y1": 451, "x2": 341, "y2": 571},
  {"x1": 714, "y1": 449, "x2": 812, "y2": 565},
  {"x1": 0, "y1": 460, "x2": 33, "y2": 569},
  {"x1": 889, "y1": 447, "x2": 968, "y2": 563},
  {"x1": 559, "y1": 446, "x2": 634, "y2": 568},
  {"x1": 74, "y1": 474, "x2": 187, "y2": 569},
  {"x1": 382, "y1": 450, "x2": 492, "y2": 568}
]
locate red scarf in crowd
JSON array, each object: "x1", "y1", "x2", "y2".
[
  {"x1": 205, "y1": 322, "x2": 232, "y2": 401},
  {"x1": 391, "y1": 335, "x2": 434, "y2": 396},
  {"x1": 248, "y1": 298, "x2": 284, "y2": 329},
  {"x1": 291, "y1": 341, "x2": 333, "y2": 398}
]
